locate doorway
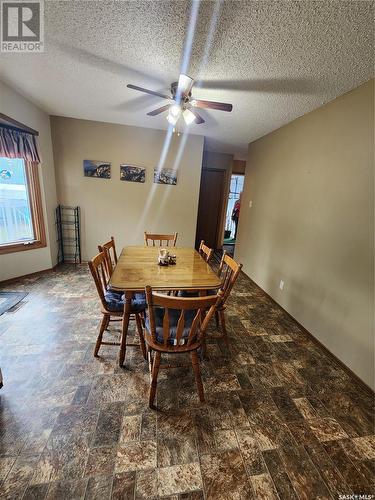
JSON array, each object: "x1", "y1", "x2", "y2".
[
  {"x1": 223, "y1": 174, "x2": 244, "y2": 254},
  {"x1": 195, "y1": 168, "x2": 226, "y2": 249}
]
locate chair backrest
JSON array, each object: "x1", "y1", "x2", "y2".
[
  {"x1": 145, "y1": 285, "x2": 221, "y2": 349},
  {"x1": 218, "y1": 251, "x2": 242, "y2": 305},
  {"x1": 88, "y1": 252, "x2": 109, "y2": 310},
  {"x1": 98, "y1": 236, "x2": 117, "y2": 278},
  {"x1": 144, "y1": 232, "x2": 178, "y2": 247},
  {"x1": 198, "y1": 240, "x2": 214, "y2": 263}
]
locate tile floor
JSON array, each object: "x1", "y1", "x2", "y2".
[{"x1": 0, "y1": 263, "x2": 374, "y2": 499}]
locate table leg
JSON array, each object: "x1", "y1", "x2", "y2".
[
  {"x1": 199, "y1": 290, "x2": 209, "y2": 360},
  {"x1": 119, "y1": 291, "x2": 132, "y2": 367}
]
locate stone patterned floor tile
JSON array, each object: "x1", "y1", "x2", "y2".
[
  {"x1": 308, "y1": 417, "x2": 349, "y2": 442},
  {"x1": 84, "y1": 474, "x2": 113, "y2": 500},
  {"x1": 157, "y1": 463, "x2": 202, "y2": 497},
  {"x1": 200, "y1": 449, "x2": 253, "y2": 499},
  {"x1": 115, "y1": 440, "x2": 157, "y2": 473},
  {"x1": 111, "y1": 471, "x2": 135, "y2": 499},
  {"x1": 236, "y1": 428, "x2": 267, "y2": 475},
  {"x1": 119, "y1": 414, "x2": 142, "y2": 443},
  {"x1": 262, "y1": 449, "x2": 299, "y2": 499},
  {"x1": 250, "y1": 473, "x2": 279, "y2": 500},
  {"x1": 135, "y1": 468, "x2": 158, "y2": 499},
  {"x1": 45, "y1": 478, "x2": 88, "y2": 500},
  {"x1": 178, "y1": 492, "x2": 204, "y2": 500},
  {"x1": 84, "y1": 446, "x2": 116, "y2": 477},
  {"x1": 157, "y1": 436, "x2": 198, "y2": 467},
  {"x1": 22, "y1": 482, "x2": 49, "y2": 500},
  {"x1": 0, "y1": 262, "x2": 373, "y2": 499},
  {"x1": 214, "y1": 429, "x2": 238, "y2": 452}
]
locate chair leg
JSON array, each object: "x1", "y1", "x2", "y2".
[
  {"x1": 149, "y1": 351, "x2": 161, "y2": 408},
  {"x1": 94, "y1": 314, "x2": 109, "y2": 357},
  {"x1": 135, "y1": 313, "x2": 146, "y2": 360},
  {"x1": 215, "y1": 310, "x2": 220, "y2": 329},
  {"x1": 147, "y1": 347, "x2": 153, "y2": 379},
  {"x1": 191, "y1": 350, "x2": 205, "y2": 403},
  {"x1": 119, "y1": 292, "x2": 132, "y2": 367},
  {"x1": 219, "y1": 308, "x2": 229, "y2": 349}
]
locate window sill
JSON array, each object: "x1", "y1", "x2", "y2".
[{"x1": 0, "y1": 240, "x2": 46, "y2": 255}]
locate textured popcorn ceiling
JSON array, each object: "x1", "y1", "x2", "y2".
[{"x1": 0, "y1": 0, "x2": 373, "y2": 158}]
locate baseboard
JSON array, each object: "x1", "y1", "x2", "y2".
[
  {"x1": 242, "y1": 271, "x2": 374, "y2": 396},
  {"x1": 0, "y1": 265, "x2": 59, "y2": 286}
]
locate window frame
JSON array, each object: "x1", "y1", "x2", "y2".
[{"x1": 0, "y1": 160, "x2": 46, "y2": 255}]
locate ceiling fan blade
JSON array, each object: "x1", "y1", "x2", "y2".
[
  {"x1": 147, "y1": 104, "x2": 171, "y2": 116},
  {"x1": 178, "y1": 74, "x2": 194, "y2": 95},
  {"x1": 127, "y1": 84, "x2": 172, "y2": 100},
  {"x1": 189, "y1": 109, "x2": 205, "y2": 124},
  {"x1": 192, "y1": 99, "x2": 233, "y2": 112}
]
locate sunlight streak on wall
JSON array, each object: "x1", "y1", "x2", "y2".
[
  {"x1": 177, "y1": 0, "x2": 201, "y2": 102},
  {"x1": 196, "y1": 0, "x2": 223, "y2": 86}
]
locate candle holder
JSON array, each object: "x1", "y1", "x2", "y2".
[
  {"x1": 168, "y1": 254, "x2": 177, "y2": 265},
  {"x1": 158, "y1": 248, "x2": 169, "y2": 266}
]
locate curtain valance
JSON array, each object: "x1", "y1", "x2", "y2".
[{"x1": 0, "y1": 126, "x2": 41, "y2": 163}]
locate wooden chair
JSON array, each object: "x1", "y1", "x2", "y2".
[
  {"x1": 88, "y1": 252, "x2": 146, "y2": 363},
  {"x1": 177, "y1": 241, "x2": 214, "y2": 298},
  {"x1": 198, "y1": 240, "x2": 214, "y2": 263},
  {"x1": 144, "y1": 286, "x2": 221, "y2": 408},
  {"x1": 210, "y1": 251, "x2": 243, "y2": 349},
  {"x1": 144, "y1": 232, "x2": 178, "y2": 247},
  {"x1": 98, "y1": 236, "x2": 117, "y2": 279}
]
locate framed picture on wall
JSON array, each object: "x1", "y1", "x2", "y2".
[
  {"x1": 83, "y1": 160, "x2": 111, "y2": 179},
  {"x1": 153, "y1": 168, "x2": 177, "y2": 185},
  {"x1": 120, "y1": 164, "x2": 146, "y2": 183}
]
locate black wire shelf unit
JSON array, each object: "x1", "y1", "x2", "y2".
[{"x1": 55, "y1": 205, "x2": 81, "y2": 265}]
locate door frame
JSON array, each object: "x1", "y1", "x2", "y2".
[{"x1": 195, "y1": 167, "x2": 227, "y2": 249}]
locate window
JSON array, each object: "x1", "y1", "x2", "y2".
[
  {"x1": 0, "y1": 157, "x2": 46, "y2": 254},
  {"x1": 225, "y1": 174, "x2": 244, "y2": 240}
]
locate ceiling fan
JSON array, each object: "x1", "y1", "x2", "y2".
[{"x1": 127, "y1": 74, "x2": 233, "y2": 126}]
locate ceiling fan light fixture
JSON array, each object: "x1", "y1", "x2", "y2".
[
  {"x1": 170, "y1": 104, "x2": 181, "y2": 117},
  {"x1": 166, "y1": 112, "x2": 178, "y2": 125},
  {"x1": 178, "y1": 74, "x2": 194, "y2": 95},
  {"x1": 183, "y1": 108, "x2": 196, "y2": 125}
]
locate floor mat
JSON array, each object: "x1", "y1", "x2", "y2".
[{"x1": 0, "y1": 292, "x2": 28, "y2": 315}]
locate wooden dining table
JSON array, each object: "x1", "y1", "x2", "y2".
[{"x1": 109, "y1": 246, "x2": 222, "y2": 366}]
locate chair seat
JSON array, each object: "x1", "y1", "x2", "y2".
[
  {"x1": 145, "y1": 307, "x2": 197, "y2": 345},
  {"x1": 104, "y1": 291, "x2": 146, "y2": 313}
]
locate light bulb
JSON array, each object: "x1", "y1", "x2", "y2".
[
  {"x1": 183, "y1": 108, "x2": 196, "y2": 125},
  {"x1": 166, "y1": 113, "x2": 178, "y2": 125},
  {"x1": 170, "y1": 104, "x2": 181, "y2": 117}
]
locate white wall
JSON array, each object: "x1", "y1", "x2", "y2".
[
  {"x1": 236, "y1": 80, "x2": 374, "y2": 389},
  {"x1": 0, "y1": 81, "x2": 58, "y2": 281},
  {"x1": 51, "y1": 117, "x2": 204, "y2": 260}
]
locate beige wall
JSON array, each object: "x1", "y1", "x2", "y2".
[
  {"x1": 51, "y1": 117, "x2": 204, "y2": 260},
  {"x1": 0, "y1": 81, "x2": 58, "y2": 281},
  {"x1": 236, "y1": 80, "x2": 374, "y2": 389}
]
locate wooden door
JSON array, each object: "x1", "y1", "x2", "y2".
[{"x1": 195, "y1": 168, "x2": 226, "y2": 249}]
